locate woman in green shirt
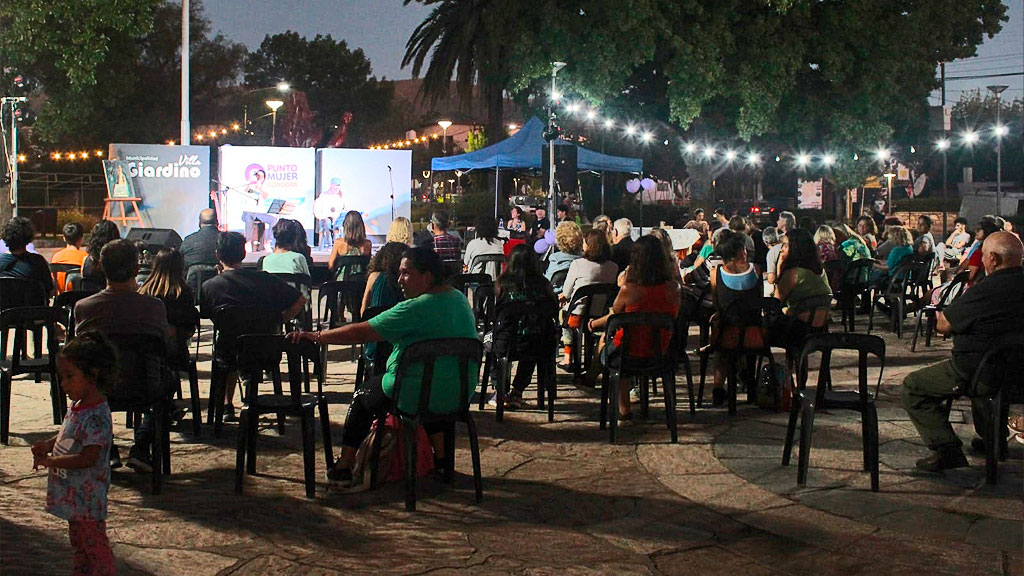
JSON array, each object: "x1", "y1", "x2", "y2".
[{"x1": 773, "y1": 229, "x2": 831, "y2": 349}]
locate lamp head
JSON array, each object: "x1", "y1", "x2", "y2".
[
  {"x1": 437, "y1": 120, "x2": 453, "y2": 130},
  {"x1": 265, "y1": 100, "x2": 284, "y2": 112}
]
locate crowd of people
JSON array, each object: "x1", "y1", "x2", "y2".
[{"x1": 4, "y1": 201, "x2": 1021, "y2": 574}]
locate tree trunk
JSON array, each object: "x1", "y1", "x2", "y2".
[{"x1": 484, "y1": 82, "x2": 505, "y2": 146}]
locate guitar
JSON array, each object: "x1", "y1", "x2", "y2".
[{"x1": 313, "y1": 193, "x2": 346, "y2": 222}]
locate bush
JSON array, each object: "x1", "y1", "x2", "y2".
[{"x1": 57, "y1": 208, "x2": 100, "y2": 234}]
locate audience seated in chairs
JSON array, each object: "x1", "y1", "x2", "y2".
[
  {"x1": 544, "y1": 221, "x2": 583, "y2": 294},
  {"x1": 180, "y1": 209, "x2": 220, "y2": 270},
  {"x1": 609, "y1": 218, "x2": 634, "y2": 272},
  {"x1": 139, "y1": 248, "x2": 199, "y2": 344},
  {"x1": 813, "y1": 225, "x2": 838, "y2": 266},
  {"x1": 463, "y1": 215, "x2": 505, "y2": 276},
  {"x1": 201, "y1": 232, "x2": 307, "y2": 422},
  {"x1": 488, "y1": 244, "x2": 558, "y2": 410},
  {"x1": 74, "y1": 239, "x2": 169, "y2": 473},
  {"x1": 261, "y1": 219, "x2": 312, "y2": 276},
  {"x1": 648, "y1": 227, "x2": 683, "y2": 285},
  {"x1": 856, "y1": 215, "x2": 880, "y2": 253},
  {"x1": 870, "y1": 225, "x2": 913, "y2": 284},
  {"x1": 901, "y1": 231, "x2": 1024, "y2": 473},
  {"x1": 328, "y1": 210, "x2": 373, "y2": 280},
  {"x1": 560, "y1": 229, "x2": 618, "y2": 369},
  {"x1": 386, "y1": 216, "x2": 415, "y2": 246},
  {"x1": 50, "y1": 222, "x2": 88, "y2": 293},
  {"x1": 587, "y1": 236, "x2": 681, "y2": 423},
  {"x1": 0, "y1": 217, "x2": 55, "y2": 298},
  {"x1": 288, "y1": 247, "x2": 479, "y2": 488},
  {"x1": 937, "y1": 216, "x2": 972, "y2": 264},
  {"x1": 707, "y1": 230, "x2": 762, "y2": 407},
  {"x1": 80, "y1": 220, "x2": 121, "y2": 293},
  {"x1": 772, "y1": 228, "x2": 832, "y2": 349},
  {"x1": 421, "y1": 210, "x2": 462, "y2": 271}
]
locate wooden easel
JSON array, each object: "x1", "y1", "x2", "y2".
[{"x1": 102, "y1": 197, "x2": 145, "y2": 228}]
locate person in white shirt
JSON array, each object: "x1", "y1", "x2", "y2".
[{"x1": 463, "y1": 215, "x2": 505, "y2": 278}]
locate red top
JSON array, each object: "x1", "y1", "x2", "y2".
[
  {"x1": 612, "y1": 282, "x2": 680, "y2": 356},
  {"x1": 967, "y1": 245, "x2": 984, "y2": 286}
]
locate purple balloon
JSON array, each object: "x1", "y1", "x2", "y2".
[
  {"x1": 534, "y1": 229, "x2": 556, "y2": 254},
  {"x1": 625, "y1": 179, "x2": 641, "y2": 194},
  {"x1": 641, "y1": 178, "x2": 657, "y2": 191}
]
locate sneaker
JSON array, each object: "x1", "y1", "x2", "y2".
[
  {"x1": 223, "y1": 405, "x2": 238, "y2": 423},
  {"x1": 557, "y1": 362, "x2": 574, "y2": 372},
  {"x1": 915, "y1": 447, "x2": 969, "y2": 473},
  {"x1": 712, "y1": 387, "x2": 727, "y2": 407},
  {"x1": 503, "y1": 394, "x2": 525, "y2": 411},
  {"x1": 109, "y1": 445, "x2": 122, "y2": 470},
  {"x1": 126, "y1": 446, "x2": 153, "y2": 474},
  {"x1": 486, "y1": 393, "x2": 498, "y2": 407},
  {"x1": 326, "y1": 463, "x2": 354, "y2": 486}
]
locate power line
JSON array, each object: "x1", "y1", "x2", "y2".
[{"x1": 942, "y1": 71, "x2": 1024, "y2": 80}]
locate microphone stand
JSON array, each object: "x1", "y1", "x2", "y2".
[{"x1": 387, "y1": 165, "x2": 396, "y2": 222}]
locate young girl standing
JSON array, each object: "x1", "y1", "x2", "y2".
[{"x1": 32, "y1": 332, "x2": 119, "y2": 575}]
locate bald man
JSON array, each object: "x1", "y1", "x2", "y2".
[
  {"x1": 902, "y1": 231, "x2": 1024, "y2": 473},
  {"x1": 181, "y1": 208, "x2": 221, "y2": 270}
]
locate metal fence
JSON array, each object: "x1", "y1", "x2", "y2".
[{"x1": 16, "y1": 171, "x2": 107, "y2": 217}]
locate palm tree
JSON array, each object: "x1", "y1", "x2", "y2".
[{"x1": 402, "y1": 0, "x2": 517, "y2": 145}]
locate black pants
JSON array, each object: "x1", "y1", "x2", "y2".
[{"x1": 341, "y1": 375, "x2": 447, "y2": 449}]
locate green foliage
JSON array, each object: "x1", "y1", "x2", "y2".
[
  {"x1": 244, "y1": 32, "x2": 393, "y2": 147},
  {"x1": 466, "y1": 130, "x2": 488, "y2": 152}
]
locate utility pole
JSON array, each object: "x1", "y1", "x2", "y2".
[
  {"x1": 180, "y1": 0, "x2": 190, "y2": 145},
  {"x1": 941, "y1": 62, "x2": 948, "y2": 235}
]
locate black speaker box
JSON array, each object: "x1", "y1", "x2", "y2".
[
  {"x1": 125, "y1": 228, "x2": 183, "y2": 251},
  {"x1": 541, "y1": 144, "x2": 578, "y2": 194}
]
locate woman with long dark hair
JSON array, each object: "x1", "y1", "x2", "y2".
[
  {"x1": 491, "y1": 244, "x2": 558, "y2": 409},
  {"x1": 463, "y1": 215, "x2": 504, "y2": 276},
  {"x1": 261, "y1": 219, "x2": 311, "y2": 275},
  {"x1": 588, "y1": 236, "x2": 680, "y2": 421},
  {"x1": 328, "y1": 210, "x2": 373, "y2": 279},
  {"x1": 81, "y1": 220, "x2": 121, "y2": 291},
  {"x1": 776, "y1": 229, "x2": 830, "y2": 311},
  {"x1": 139, "y1": 248, "x2": 198, "y2": 341}
]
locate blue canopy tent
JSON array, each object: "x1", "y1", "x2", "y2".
[{"x1": 430, "y1": 117, "x2": 642, "y2": 216}]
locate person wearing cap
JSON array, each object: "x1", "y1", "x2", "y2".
[{"x1": 315, "y1": 177, "x2": 347, "y2": 250}]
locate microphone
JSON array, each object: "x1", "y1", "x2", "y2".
[{"x1": 387, "y1": 165, "x2": 392, "y2": 171}]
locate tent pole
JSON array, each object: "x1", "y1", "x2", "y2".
[
  {"x1": 601, "y1": 171, "x2": 605, "y2": 215},
  {"x1": 494, "y1": 166, "x2": 500, "y2": 219}
]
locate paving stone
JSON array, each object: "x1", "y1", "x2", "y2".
[
  {"x1": 115, "y1": 544, "x2": 238, "y2": 576},
  {"x1": 965, "y1": 517, "x2": 1024, "y2": 554}
]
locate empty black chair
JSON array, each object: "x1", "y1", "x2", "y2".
[
  {"x1": 699, "y1": 298, "x2": 779, "y2": 415},
  {"x1": 450, "y1": 274, "x2": 495, "y2": 335},
  {"x1": 168, "y1": 317, "x2": 203, "y2": 437},
  {"x1": 234, "y1": 335, "x2": 333, "y2": 498},
  {"x1": 561, "y1": 283, "x2": 618, "y2": 381},
  {"x1": 209, "y1": 307, "x2": 283, "y2": 436},
  {"x1": 105, "y1": 334, "x2": 173, "y2": 494},
  {"x1": 185, "y1": 265, "x2": 219, "y2": 307},
  {"x1": 834, "y1": 259, "x2": 875, "y2": 332},
  {"x1": 0, "y1": 278, "x2": 49, "y2": 374},
  {"x1": 478, "y1": 301, "x2": 558, "y2": 422},
  {"x1": 269, "y1": 272, "x2": 313, "y2": 331},
  {"x1": 368, "y1": 338, "x2": 483, "y2": 511},
  {"x1": 316, "y1": 278, "x2": 367, "y2": 381},
  {"x1": 911, "y1": 271, "x2": 968, "y2": 352},
  {"x1": 599, "y1": 313, "x2": 681, "y2": 443},
  {"x1": 332, "y1": 254, "x2": 370, "y2": 281},
  {"x1": 960, "y1": 334, "x2": 1023, "y2": 485},
  {"x1": 869, "y1": 255, "x2": 932, "y2": 337},
  {"x1": 0, "y1": 306, "x2": 63, "y2": 444},
  {"x1": 48, "y1": 263, "x2": 81, "y2": 294},
  {"x1": 469, "y1": 253, "x2": 505, "y2": 279},
  {"x1": 782, "y1": 333, "x2": 885, "y2": 491}
]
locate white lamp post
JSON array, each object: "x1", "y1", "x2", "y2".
[
  {"x1": 987, "y1": 84, "x2": 1008, "y2": 213},
  {"x1": 883, "y1": 172, "x2": 896, "y2": 215},
  {"x1": 265, "y1": 99, "x2": 284, "y2": 145},
  {"x1": 548, "y1": 61, "x2": 567, "y2": 223},
  {"x1": 437, "y1": 120, "x2": 452, "y2": 154}
]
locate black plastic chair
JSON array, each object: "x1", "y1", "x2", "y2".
[
  {"x1": 269, "y1": 272, "x2": 313, "y2": 331},
  {"x1": 209, "y1": 307, "x2": 283, "y2": 436},
  {"x1": 234, "y1": 335, "x2": 333, "y2": 498},
  {"x1": 368, "y1": 337, "x2": 483, "y2": 512},
  {"x1": 52, "y1": 290, "x2": 97, "y2": 344},
  {"x1": 186, "y1": 264, "x2": 219, "y2": 358},
  {"x1": 48, "y1": 263, "x2": 81, "y2": 293},
  {"x1": 699, "y1": 298, "x2": 779, "y2": 415},
  {"x1": 835, "y1": 259, "x2": 876, "y2": 332},
  {"x1": 316, "y1": 278, "x2": 367, "y2": 381},
  {"x1": 781, "y1": 293, "x2": 833, "y2": 370},
  {"x1": 169, "y1": 318, "x2": 203, "y2": 437},
  {"x1": 354, "y1": 305, "x2": 394, "y2": 389},
  {"x1": 548, "y1": 268, "x2": 569, "y2": 295},
  {"x1": 911, "y1": 271, "x2": 968, "y2": 352},
  {"x1": 561, "y1": 283, "x2": 618, "y2": 381},
  {"x1": 450, "y1": 274, "x2": 495, "y2": 335},
  {"x1": 869, "y1": 256, "x2": 932, "y2": 338},
  {"x1": 782, "y1": 333, "x2": 885, "y2": 491},
  {"x1": 478, "y1": 301, "x2": 558, "y2": 423},
  {"x1": 469, "y1": 253, "x2": 505, "y2": 280},
  {"x1": 599, "y1": 313, "x2": 681, "y2": 443},
  {"x1": 0, "y1": 307, "x2": 63, "y2": 444},
  {"x1": 959, "y1": 334, "x2": 1023, "y2": 485},
  {"x1": 105, "y1": 334, "x2": 173, "y2": 494},
  {"x1": 332, "y1": 254, "x2": 370, "y2": 281},
  {"x1": 0, "y1": 278, "x2": 49, "y2": 376}
]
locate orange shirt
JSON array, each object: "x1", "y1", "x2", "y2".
[{"x1": 50, "y1": 246, "x2": 87, "y2": 293}]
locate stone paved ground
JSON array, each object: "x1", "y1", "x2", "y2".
[{"x1": 2, "y1": 313, "x2": 1021, "y2": 576}]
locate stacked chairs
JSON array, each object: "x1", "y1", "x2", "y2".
[
  {"x1": 782, "y1": 333, "x2": 885, "y2": 491},
  {"x1": 599, "y1": 313, "x2": 682, "y2": 443},
  {"x1": 234, "y1": 335, "x2": 333, "y2": 498},
  {"x1": 478, "y1": 301, "x2": 559, "y2": 423},
  {"x1": 368, "y1": 338, "x2": 483, "y2": 512}
]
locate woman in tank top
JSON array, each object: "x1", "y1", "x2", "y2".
[{"x1": 708, "y1": 230, "x2": 762, "y2": 406}]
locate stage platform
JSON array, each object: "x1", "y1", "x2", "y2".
[{"x1": 241, "y1": 248, "x2": 333, "y2": 266}]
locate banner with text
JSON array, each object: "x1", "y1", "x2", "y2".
[
  {"x1": 107, "y1": 144, "x2": 211, "y2": 234},
  {"x1": 315, "y1": 149, "x2": 412, "y2": 237},
  {"x1": 216, "y1": 146, "x2": 316, "y2": 244}
]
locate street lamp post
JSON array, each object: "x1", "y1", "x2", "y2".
[
  {"x1": 987, "y1": 84, "x2": 1008, "y2": 214},
  {"x1": 548, "y1": 61, "x2": 566, "y2": 225},
  {"x1": 437, "y1": 120, "x2": 452, "y2": 155},
  {"x1": 265, "y1": 100, "x2": 284, "y2": 145},
  {"x1": 883, "y1": 172, "x2": 896, "y2": 215}
]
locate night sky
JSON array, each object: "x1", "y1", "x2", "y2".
[{"x1": 203, "y1": 0, "x2": 1022, "y2": 100}]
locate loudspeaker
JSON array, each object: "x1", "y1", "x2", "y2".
[
  {"x1": 125, "y1": 228, "x2": 182, "y2": 252},
  {"x1": 541, "y1": 145, "x2": 578, "y2": 194}
]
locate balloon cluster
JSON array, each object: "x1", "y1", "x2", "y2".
[{"x1": 625, "y1": 178, "x2": 657, "y2": 195}]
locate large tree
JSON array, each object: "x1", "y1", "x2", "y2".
[{"x1": 243, "y1": 32, "x2": 393, "y2": 147}]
